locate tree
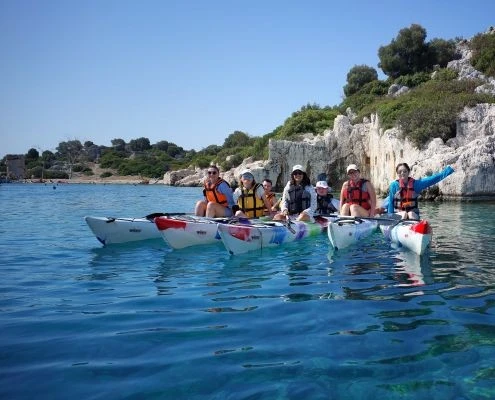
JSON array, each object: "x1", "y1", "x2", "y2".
[
  {"x1": 343, "y1": 65, "x2": 379, "y2": 97},
  {"x1": 378, "y1": 24, "x2": 430, "y2": 79},
  {"x1": 428, "y1": 38, "x2": 457, "y2": 68},
  {"x1": 26, "y1": 148, "x2": 39, "y2": 160},
  {"x1": 129, "y1": 137, "x2": 151, "y2": 152},
  {"x1": 56, "y1": 140, "x2": 83, "y2": 178},
  {"x1": 111, "y1": 138, "x2": 126, "y2": 152},
  {"x1": 223, "y1": 131, "x2": 252, "y2": 148},
  {"x1": 154, "y1": 140, "x2": 169, "y2": 151}
]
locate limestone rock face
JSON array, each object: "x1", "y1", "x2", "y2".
[{"x1": 164, "y1": 34, "x2": 495, "y2": 199}]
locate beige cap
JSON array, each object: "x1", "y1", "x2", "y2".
[
  {"x1": 292, "y1": 164, "x2": 305, "y2": 173},
  {"x1": 346, "y1": 164, "x2": 359, "y2": 173}
]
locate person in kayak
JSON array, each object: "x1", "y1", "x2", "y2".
[
  {"x1": 315, "y1": 180, "x2": 338, "y2": 215},
  {"x1": 232, "y1": 170, "x2": 275, "y2": 219},
  {"x1": 273, "y1": 164, "x2": 317, "y2": 222},
  {"x1": 340, "y1": 164, "x2": 377, "y2": 217},
  {"x1": 387, "y1": 162, "x2": 455, "y2": 220},
  {"x1": 262, "y1": 178, "x2": 280, "y2": 215},
  {"x1": 195, "y1": 165, "x2": 235, "y2": 218}
]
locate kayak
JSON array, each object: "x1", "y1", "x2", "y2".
[
  {"x1": 85, "y1": 215, "x2": 161, "y2": 245},
  {"x1": 380, "y1": 219, "x2": 432, "y2": 255},
  {"x1": 217, "y1": 216, "x2": 329, "y2": 255},
  {"x1": 327, "y1": 217, "x2": 378, "y2": 250},
  {"x1": 154, "y1": 214, "x2": 247, "y2": 249}
]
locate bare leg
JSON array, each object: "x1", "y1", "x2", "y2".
[
  {"x1": 340, "y1": 204, "x2": 351, "y2": 216},
  {"x1": 195, "y1": 200, "x2": 207, "y2": 216}
]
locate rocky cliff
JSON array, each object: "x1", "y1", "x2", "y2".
[{"x1": 164, "y1": 37, "x2": 495, "y2": 200}]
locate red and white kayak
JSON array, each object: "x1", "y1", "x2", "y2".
[
  {"x1": 85, "y1": 216, "x2": 161, "y2": 245},
  {"x1": 154, "y1": 215, "x2": 224, "y2": 249},
  {"x1": 327, "y1": 217, "x2": 378, "y2": 250},
  {"x1": 217, "y1": 217, "x2": 329, "y2": 255},
  {"x1": 380, "y1": 219, "x2": 432, "y2": 255}
]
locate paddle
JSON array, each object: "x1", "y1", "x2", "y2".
[{"x1": 315, "y1": 213, "x2": 405, "y2": 226}]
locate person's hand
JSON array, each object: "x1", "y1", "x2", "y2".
[{"x1": 282, "y1": 209, "x2": 288, "y2": 216}]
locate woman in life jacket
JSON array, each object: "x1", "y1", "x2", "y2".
[
  {"x1": 315, "y1": 180, "x2": 339, "y2": 215},
  {"x1": 262, "y1": 178, "x2": 280, "y2": 215},
  {"x1": 273, "y1": 164, "x2": 317, "y2": 222},
  {"x1": 387, "y1": 162, "x2": 455, "y2": 220},
  {"x1": 340, "y1": 164, "x2": 377, "y2": 217},
  {"x1": 195, "y1": 165, "x2": 236, "y2": 218},
  {"x1": 232, "y1": 170, "x2": 275, "y2": 219}
]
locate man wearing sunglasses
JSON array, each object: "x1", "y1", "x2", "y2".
[{"x1": 195, "y1": 165, "x2": 235, "y2": 218}]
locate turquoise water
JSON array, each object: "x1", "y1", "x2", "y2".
[{"x1": 1, "y1": 184, "x2": 494, "y2": 400}]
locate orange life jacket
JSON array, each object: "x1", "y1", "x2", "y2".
[
  {"x1": 204, "y1": 178, "x2": 230, "y2": 206},
  {"x1": 344, "y1": 179, "x2": 371, "y2": 210},
  {"x1": 393, "y1": 177, "x2": 419, "y2": 212}
]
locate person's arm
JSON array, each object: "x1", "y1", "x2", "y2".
[
  {"x1": 387, "y1": 181, "x2": 398, "y2": 214},
  {"x1": 218, "y1": 182, "x2": 236, "y2": 208},
  {"x1": 232, "y1": 188, "x2": 240, "y2": 205},
  {"x1": 339, "y1": 183, "x2": 347, "y2": 213},
  {"x1": 279, "y1": 183, "x2": 290, "y2": 215},
  {"x1": 414, "y1": 166, "x2": 455, "y2": 192},
  {"x1": 303, "y1": 185, "x2": 317, "y2": 216},
  {"x1": 367, "y1": 181, "x2": 377, "y2": 217}
]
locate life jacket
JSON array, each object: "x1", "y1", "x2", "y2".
[
  {"x1": 287, "y1": 185, "x2": 311, "y2": 215},
  {"x1": 316, "y1": 193, "x2": 338, "y2": 214},
  {"x1": 393, "y1": 177, "x2": 419, "y2": 212},
  {"x1": 264, "y1": 192, "x2": 277, "y2": 214},
  {"x1": 204, "y1": 178, "x2": 230, "y2": 206},
  {"x1": 344, "y1": 179, "x2": 371, "y2": 210},
  {"x1": 237, "y1": 183, "x2": 265, "y2": 218}
]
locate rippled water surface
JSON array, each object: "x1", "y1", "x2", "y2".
[{"x1": 1, "y1": 184, "x2": 494, "y2": 399}]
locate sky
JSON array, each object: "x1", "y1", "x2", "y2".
[{"x1": 1, "y1": 0, "x2": 494, "y2": 157}]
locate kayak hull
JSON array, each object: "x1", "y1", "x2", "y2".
[
  {"x1": 85, "y1": 216, "x2": 160, "y2": 245},
  {"x1": 327, "y1": 217, "x2": 378, "y2": 250},
  {"x1": 218, "y1": 218, "x2": 327, "y2": 255},
  {"x1": 154, "y1": 215, "x2": 222, "y2": 249},
  {"x1": 380, "y1": 220, "x2": 432, "y2": 255}
]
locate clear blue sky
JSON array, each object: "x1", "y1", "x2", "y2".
[{"x1": 1, "y1": 0, "x2": 494, "y2": 156}]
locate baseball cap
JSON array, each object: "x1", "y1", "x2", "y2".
[
  {"x1": 292, "y1": 164, "x2": 305, "y2": 173},
  {"x1": 346, "y1": 164, "x2": 359, "y2": 173}
]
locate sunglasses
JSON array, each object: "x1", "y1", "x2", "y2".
[
  {"x1": 207, "y1": 171, "x2": 217, "y2": 175},
  {"x1": 292, "y1": 171, "x2": 303, "y2": 176},
  {"x1": 241, "y1": 174, "x2": 253, "y2": 179}
]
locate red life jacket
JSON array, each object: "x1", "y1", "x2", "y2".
[
  {"x1": 393, "y1": 177, "x2": 419, "y2": 212},
  {"x1": 344, "y1": 179, "x2": 371, "y2": 210}
]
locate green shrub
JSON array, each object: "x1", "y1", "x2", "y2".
[
  {"x1": 394, "y1": 72, "x2": 431, "y2": 88},
  {"x1": 100, "y1": 172, "x2": 113, "y2": 178},
  {"x1": 471, "y1": 32, "x2": 495, "y2": 77},
  {"x1": 432, "y1": 68, "x2": 458, "y2": 81}
]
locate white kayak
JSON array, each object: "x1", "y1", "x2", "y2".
[
  {"x1": 85, "y1": 215, "x2": 161, "y2": 245},
  {"x1": 154, "y1": 215, "x2": 226, "y2": 249},
  {"x1": 380, "y1": 219, "x2": 432, "y2": 255},
  {"x1": 327, "y1": 217, "x2": 378, "y2": 250},
  {"x1": 217, "y1": 216, "x2": 330, "y2": 255}
]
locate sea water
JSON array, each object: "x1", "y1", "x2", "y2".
[{"x1": 0, "y1": 183, "x2": 494, "y2": 400}]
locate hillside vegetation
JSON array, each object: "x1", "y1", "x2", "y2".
[{"x1": 2, "y1": 24, "x2": 495, "y2": 180}]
